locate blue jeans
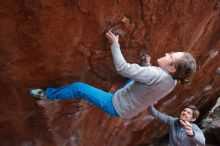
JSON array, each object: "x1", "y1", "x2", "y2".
[{"x1": 46, "y1": 82, "x2": 120, "y2": 117}]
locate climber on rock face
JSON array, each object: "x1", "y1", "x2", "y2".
[
  {"x1": 148, "y1": 105, "x2": 205, "y2": 146},
  {"x1": 28, "y1": 30, "x2": 197, "y2": 119}
]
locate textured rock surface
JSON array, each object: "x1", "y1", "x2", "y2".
[
  {"x1": 201, "y1": 97, "x2": 220, "y2": 146},
  {"x1": 0, "y1": 0, "x2": 220, "y2": 146}
]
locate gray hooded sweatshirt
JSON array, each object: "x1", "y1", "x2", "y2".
[{"x1": 110, "y1": 43, "x2": 176, "y2": 119}]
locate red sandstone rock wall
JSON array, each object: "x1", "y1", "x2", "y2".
[{"x1": 0, "y1": 0, "x2": 220, "y2": 146}]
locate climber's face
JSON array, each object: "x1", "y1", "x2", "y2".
[{"x1": 157, "y1": 52, "x2": 185, "y2": 73}]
